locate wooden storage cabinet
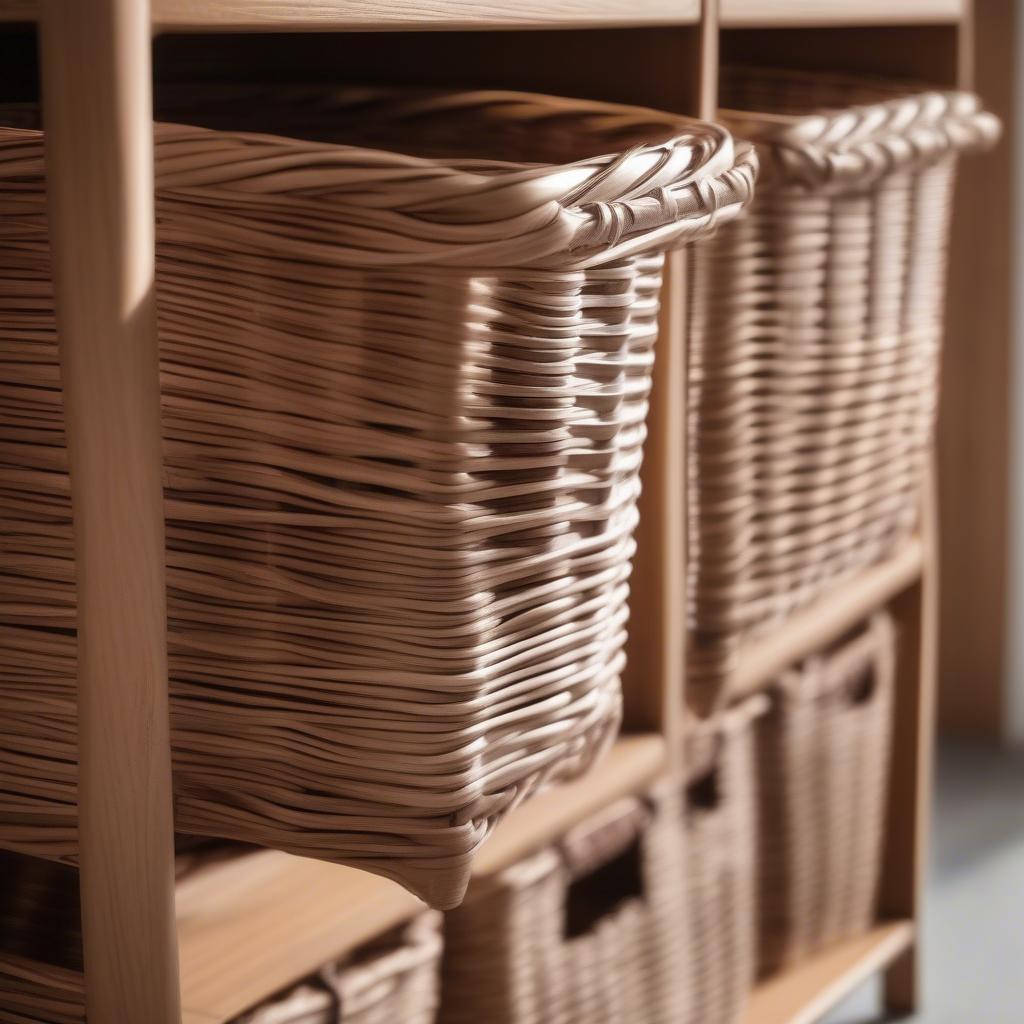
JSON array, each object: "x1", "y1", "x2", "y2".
[{"x1": 0, "y1": 1, "x2": 972, "y2": 1022}]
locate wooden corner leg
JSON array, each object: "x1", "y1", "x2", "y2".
[
  {"x1": 38, "y1": 0, "x2": 181, "y2": 1021},
  {"x1": 884, "y1": 942, "x2": 920, "y2": 1017}
]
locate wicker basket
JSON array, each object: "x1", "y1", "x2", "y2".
[
  {"x1": 438, "y1": 784, "x2": 687, "y2": 1024},
  {"x1": 686, "y1": 68, "x2": 998, "y2": 703},
  {"x1": 0, "y1": 89, "x2": 756, "y2": 907},
  {"x1": 757, "y1": 613, "x2": 896, "y2": 975},
  {"x1": 231, "y1": 912, "x2": 442, "y2": 1024},
  {"x1": 683, "y1": 695, "x2": 765, "y2": 1024}
]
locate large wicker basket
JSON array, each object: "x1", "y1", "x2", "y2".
[
  {"x1": 757, "y1": 613, "x2": 896, "y2": 975},
  {"x1": 0, "y1": 89, "x2": 755, "y2": 908},
  {"x1": 683, "y1": 695, "x2": 765, "y2": 1024},
  {"x1": 686, "y1": 68, "x2": 998, "y2": 704},
  {"x1": 438, "y1": 784, "x2": 687, "y2": 1024}
]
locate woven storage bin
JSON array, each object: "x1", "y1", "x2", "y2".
[
  {"x1": 439, "y1": 784, "x2": 687, "y2": 1024},
  {"x1": 684, "y1": 695, "x2": 765, "y2": 1024},
  {"x1": 686, "y1": 68, "x2": 998, "y2": 703},
  {"x1": 230, "y1": 912, "x2": 442, "y2": 1024},
  {"x1": 757, "y1": 613, "x2": 896, "y2": 975},
  {"x1": 0, "y1": 89, "x2": 756, "y2": 907}
]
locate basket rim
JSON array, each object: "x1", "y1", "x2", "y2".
[
  {"x1": 0, "y1": 86, "x2": 758, "y2": 268},
  {"x1": 717, "y1": 67, "x2": 999, "y2": 187}
]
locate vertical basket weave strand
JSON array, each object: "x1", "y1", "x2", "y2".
[
  {"x1": 757, "y1": 613, "x2": 896, "y2": 975},
  {"x1": 686, "y1": 69, "x2": 999, "y2": 710},
  {"x1": 0, "y1": 88, "x2": 756, "y2": 908},
  {"x1": 683, "y1": 695, "x2": 765, "y2": 1024},
  {"x1": 438, "y1": 784, "x2": 687, "y2": 1024}
]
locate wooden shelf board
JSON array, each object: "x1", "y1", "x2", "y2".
[
  {"x1": 743, "y1": 921, "x2": 914, "y2": 1024},
  {"x1": 472, "y1": 733, "x2": 667, "y2": 877},
  {"x1": 731, "y1": 538, "x2": 924, "y2": 700},
  {"x1": 176, "y1": 848, "x2": 423, "y2": 1024},
  {"x1": 721, "y1": 0, "x2": 962, "y2": 28},
  {"x1": 0, "y1": 0, "x2": 700, "y2": 30},
  {"x1": 176, "y1": 735, "x2": 664, "y2": 1022}
]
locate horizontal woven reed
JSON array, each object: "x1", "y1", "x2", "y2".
[
  {"x1": 232, "y1": 911, "x2": 442, "y2": 1024},
  {"x1": 0, "y1": 88, "x2": 756, "y2": 908},
  {"x1": 683, "y1": 695, "x2": 765, "y2": 1024},
  {"x1": 686, "y1": 68, "x2": 999, "y2": 707},
  {"x1": 757, "y1": 613, "x2": 896, "y2": 975},
  {"x1": 438, "y1": 783, "x2": 687, "y2": 1024}
]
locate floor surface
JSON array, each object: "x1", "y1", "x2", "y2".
[{"x1": 825, "y1": 739, "x2": 1024, "y2": 1024}]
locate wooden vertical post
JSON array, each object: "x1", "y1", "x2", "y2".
[
  {"x1": 880, "y1": 468, "x2": 939, "y2": 1014},
  {"x1": 622, "y1": 249, "x2": 687, "y2": 748},
  {"x1": 621, "y1": 5, "x2": 718, "y2": 751},
  {"x1": 38, "y1": 1, "x2": 181, "y2": 1021}
]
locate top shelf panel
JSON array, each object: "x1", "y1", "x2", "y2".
[
  {"x1": 0, "y1": 0, "x2": 700, "y2": 31},
  {"x1": 720, "y1": 0, "x2": 962, "y2": 27},
  {"x1": 0, "y1": 0, "x2": 965, "y2": 32}
]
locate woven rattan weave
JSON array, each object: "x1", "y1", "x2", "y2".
[
  {"x1": 757, "y1": 613, "x2": 896, "y2": 975},
  {"x1": 231, "y1": 912, "x2": 442, "y2": 1024},
  {"x1": 686, "y1": 68, "x2": 998, "y2": 708},
  {"x1": 683, "y1": 695, "x2": 765, "y2": 1024},
  {"x1": 0, "y1": 88, "x2": 755, "y2": 908},
  {"x1": 438, "y1": 784, "x2": 687, "y2": 1024}
]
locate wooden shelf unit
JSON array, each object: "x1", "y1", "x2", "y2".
[{"x1": 0, "y1": 2, "x2": 965, "y2": 1022}]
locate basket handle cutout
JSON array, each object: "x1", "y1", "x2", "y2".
[
  {"x1": 563, "y1": 837, "x2": 644, "y2": 941},
  {"x1": 687, "y1": 765, "x2": 722, "y2": 813}
]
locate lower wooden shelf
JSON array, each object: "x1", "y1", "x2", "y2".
[
  {"x1": 176, "y1": 733, "x2": 666, "y2": 1024},
  {"x1": 177, "y1": 848, "x2": 422, "y2": 1024},
  {"x1": 742, "y1": 921, "x2": 915, "y2": 1024}
]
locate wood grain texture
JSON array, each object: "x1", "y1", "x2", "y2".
[
  {"x1": 0, "y1": 0, "x2": 700, "y2": 29},
  {"x1": 721, "y1": 0, "x2": 961, "y2": 27},
  {"x1": 879, "y1": 471, "x2": 939, "y2": 1013},
  {"x1": 177, "y1": 851, "x2": 423, "y2": 1023},
  {"x1": 742, "y1": 921, "x2": 915, "y2": 1024},
  {"x1": 938, "y1": 0, "x2": 1015, "y2": 738},
  {"x1": 623, "y1": 253, "x2": 686, "y2": 743},
  {"x1": 38, "y1": 0, "x2": 180, "y2": 1020}
]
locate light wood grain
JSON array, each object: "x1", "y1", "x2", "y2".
[
  {"x1": 176, "y1": 737, "x2": 664, "y2": 1021},
  {"x1": 729, "y1": 541, "x2": 924, "y2": 701},
  {"x1": 471, "y1": 735, "x2": 666, "y2": 877},
  {"x1": 880, "y1": 471, "x2": 939, "y2": 1013},
  {"x1": 742, "y1": 921, "x2": 915, "y2": 1024},
  {"x1": 721, "y1": 0, "x2": 961, "y2": 27},
  {"x1": 623, "y1": 254, "x2": 686, "y2": 745},
  {"x1": 0, "y1": 0, "x2": 700, "y2": 29},
  {"x1": 177, "y1": 851, "x2": 423, "y2": 1023},
  {"x1": 38, "y1": 0, "x2": 181, "y2": 1021}
]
